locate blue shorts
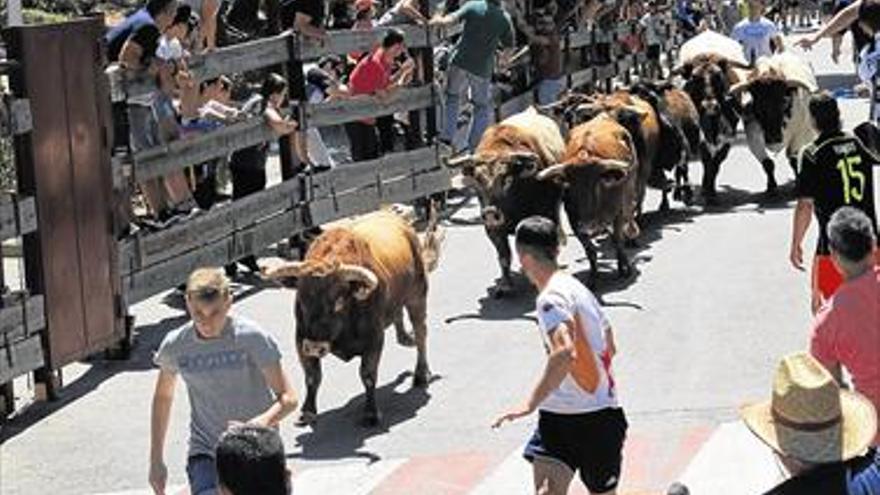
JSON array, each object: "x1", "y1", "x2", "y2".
[
  {"x1": 187, "y1": 455, "x2": 219, "y2": 495},
  {"x1": 523, "y1": 408, "x2": 628, "y2": 493}
]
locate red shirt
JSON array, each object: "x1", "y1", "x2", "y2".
[
  {"x1": 349, "y1": 49, "x2": 392, "y2": 96},
  {"x1": 810, "y1": 266, "x2": 880, "y2": 446}
]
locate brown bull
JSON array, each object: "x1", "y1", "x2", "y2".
[
  {"x1": 262, "y1": 211, "x2": 441, "y2": 426},
  {"x1": 445, "y1": 107, "x2": 565, "y2": 296},
  {"x1": 538, "y1": 114, "x2": 641, "y2": 283}
]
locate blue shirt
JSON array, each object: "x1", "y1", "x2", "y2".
[
  {"x1": 105, "y1": 8, "x2": 155, "y2": 62},
  {"x1": 765, "y1": 449, "x2": 880, "y2": 495}
]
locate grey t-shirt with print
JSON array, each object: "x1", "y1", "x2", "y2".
[{"x1": 154, "y1": 316, "x2": 282, "y2": 458}]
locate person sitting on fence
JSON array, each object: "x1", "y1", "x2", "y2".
[
  {"x1": 149, "y1": 267, "x2": 299, "y2": 495},
  {"x1": 216, "y1": 425, "x2": 292, "y2": 495},
  {"x1": 225, "y1": 73, "x2": 302, "y2": 278},
  {"x1": 344, "y1": 29, "x2": 416, "y2": 162},
  {"x1": 433, "y1": 0, "x2": 515, "y2": 153},
  {"x1": 281, "y1": 0, "x2": 329, "y2": 41},
  {"x1": 106, "y1": 0, "x2": 179, "y2": 64}
]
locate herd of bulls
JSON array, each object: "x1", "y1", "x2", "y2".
[{"x1": 259, "y1": 31, "x2": 823, "y2": 428}]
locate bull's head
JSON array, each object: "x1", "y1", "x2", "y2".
[
  {"x1": 730, "y1": 71, "x2": 812, "y2": 151},
  {"x1": 675, "y1": 58, "x2": 739, "y2": 146},
  {"x1": 445, "y1": 151, "x2": 543, "y2": 231},
  {"x1": 536, "y1": 153, "x2": 637, "y2": 237},
  {"x1": 262, "y1": 261, "x2": 379, "y2": 358}
]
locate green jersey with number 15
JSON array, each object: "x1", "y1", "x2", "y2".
[{"x1": 797, "y1": 131, "x2": 879, "y2": 255}]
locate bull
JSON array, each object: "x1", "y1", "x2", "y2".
[
  {"x1": 537, "y1": 114, "x2": 641, "y2": 281},
  {"x1": 445, "y1": 107, "x2": 566, "y2": 296},
  {"x1": 729, "y1": 53, "x2": 818, "y2": 195},
  {"x1": 261, "y1": 210, "x2": 442, "y2": 427}
]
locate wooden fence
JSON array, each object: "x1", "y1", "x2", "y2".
[{"x1": 0, "y1": 12, "x2": 682, "y2": 412}]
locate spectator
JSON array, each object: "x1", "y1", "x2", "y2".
[
  {"x1": 216, "y1": 425, "x2": 291, "y2": 495},
  {"x1": 731, "y1": 0, "x2": 785, "y2": 64},
  {"x1": 118, "y1": 23, "x2": 163, "y2": 72},
  {"x1": 328, "y1": 0, "x2": 357, "y2": 29},
  {"x1": 181, "y1": 0, "x2": 221, "y2": 51},
  {"x1": 378, "y1": 0, "x2": 431, "y2": 25},
  {"x1": 797, "y1": 0, "x2": 880, "y2": 49},
  {"x1": 790, "y1": 92, "x2": 879, "y2": 312},
  {"x1": 345, "y1": 29, "x2": 416, "y2": 161},
  {"x1": 810, "y1": 207, "x2": 880, "y2": 447},
  {"x1": 492, "y1": 216, "x2": 627, "y2": 495},
  {"x1": 106, "y1": 0, "x2": 179, "y2": 63},
  {"x1": 641, "y1": 1, "x2": 666, "y2": 80},
  {"x1": 508, "y1": 1, "x2": 564, "y2": 105},
  {"x1": 156, "y1": 4, "x2": 195, "y2": 62},
  {"x1": 226, "y1": 74, "x2": 302, "y2": 277},
  {"x1": 741, "y1": 352, "x2": 880, "y2": 494},
  {"x1": 433, "y1": 0, "x2": 515, "y2": 153},
  {"x1": 830, "y1": 0, "x2": 872, "y2": 65},
  {"x1": 348, "y1": 0, "x2": 378, "y2": 63},
  {"x1": 149, "y1": 268, "x2": 298, "y2": 495},
  {"x1": 280, "y1": 0, "x2": 329, "y2": 40}
]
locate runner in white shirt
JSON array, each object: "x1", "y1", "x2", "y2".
[
  {"x1": 493, "y1": 216, "x2": 628, "y2": 495},
  {"x1": 732, "y1": 0, "x2": 785, "y2": 64}
]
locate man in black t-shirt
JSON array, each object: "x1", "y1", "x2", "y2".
[
  {"x1": 791, "y1": 92, "x2": 880, "y2": 313},
  {"x1": 280, "y1": 0, "x2": 328, "y2": 39}
]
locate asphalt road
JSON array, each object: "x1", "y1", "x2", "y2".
[{"x1": 2, "y1": 35, "x2": 878, "y2": 495}]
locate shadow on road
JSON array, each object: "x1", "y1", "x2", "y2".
[
  {"x1": 443, "y1": 272, "x2": 538, "y2": 326},
  {"x1": 290, "y1": 371, "x2": 436, "y2": 462},
  {"x1": 0, "y1": 313, "x2": 189, "y2": 443}
]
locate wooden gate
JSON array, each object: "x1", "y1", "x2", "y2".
[{"x1": 4, "y1": 17, "x2": 125, "y2": 396}]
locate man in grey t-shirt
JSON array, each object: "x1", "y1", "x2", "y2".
[{"x1": 149, "y1": 268, "x2": 298, "y2": 495}]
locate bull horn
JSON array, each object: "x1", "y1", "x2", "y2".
[
  {"x1": 728, "y1": 80, "x2": 753, "y2": 95},
  {"x1": 261, "y1": 261, "x2": 309, "y2": 280},
  {"x1": 338, "y1": 264, "x2": 379, "y2": 300},
  {"x1": 536, "y1": 163, "x2": 570, "y2": 181},
  {"x1": 593, "y1": 158, "x2": 632, "y2": 171},
  {"x1": 444, "y1": 153, "x2": 474, "y2": 168}
]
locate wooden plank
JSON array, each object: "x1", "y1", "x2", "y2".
[
  {"x1": 311, "y1": 147, "x2": 438, "y2": 199},
  {"x1": 310, "y1": 167, "x2": 449, "y2": 225},
  {"x1": 0, "y1": 334, "x2": 44, "y2": 385},
  {"x1": 306, "y1": 85, "x2": 434, "y2": 128},
  {"x1": 118, "y1": 177, "x2": 302, "y2": 275},
  {"x1": 109, "y1": 33, "x2": 293, "y2": 102},
  {"x1": 122, "y1": 208, "x2": 306, "y2": 304},
  {"x1": 0, "y1": 295, "x2": 45, "y2": 341},
  {"x1": 300, "y1": 24, "x2": 430, "y2": 60},
  {"x1": 131, "y1": 117, "x2": 274, "y2": 182},
  {"x1": 0, "y1": 196, "x2": 37, "y2": 241}
]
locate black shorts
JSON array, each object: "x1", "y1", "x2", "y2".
[
  {"x1": 647, "y1": 44, "x2": 661, "y2": 61},
  {"x1": 523, "y1": 408, "x2": 628, "y2": 493}
]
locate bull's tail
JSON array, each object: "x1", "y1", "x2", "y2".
[{"x1": 420, "y1": 199, "x2": 445, "y2": 273}]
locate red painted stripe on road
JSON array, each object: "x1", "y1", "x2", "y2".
[
  {"x1": 620, "y1": 432, "x2": 652, "y2": 492},
  {"x1": 371, "y1": 451, "x2": 496, "y2": 495},
  {"x1": 663, "y1": 424, "x2": 714, "y2": 482}
]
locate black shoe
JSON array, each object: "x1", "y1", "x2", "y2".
[
  {"x1": 225, "y1": 263, "x2": 238, "y2": 278},
  {"x1": 241, "y1": 257, "x2": 261, "y2": 273}
]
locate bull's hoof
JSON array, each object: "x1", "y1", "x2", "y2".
[
  {"x1": 296, "y1": 410, "x2": 318, "y2": 427},
  {"x1": 617, "y1": 262, "x2": 633, "y2": 279},
  {"x1": 396, "y1": 330, "x2": 416, "y2": 348},
  {"x1": 681, "y1": 186, "x2": 695, "y2": 206},
  {"x1": 361, "y1": 410, "x2": 383, "y2": 428}
]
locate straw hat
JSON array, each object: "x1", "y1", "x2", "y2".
[{"x1": 740, "y1": 353, "x2": 877, "y2": 464}]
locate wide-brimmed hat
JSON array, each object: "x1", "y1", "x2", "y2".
[{"x1": 740, "y1": 353, "x2": 877, "y2": 464}]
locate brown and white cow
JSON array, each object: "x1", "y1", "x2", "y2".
[
  {"x1": 445, "y1": 107, "x2": 566, "y2": 296},
  {"x1": 538, "y1": 113, "x2": 641, "y2": 283},
  {"x1": 262, "y1": 211, "x2": 441, "y2": 427}
]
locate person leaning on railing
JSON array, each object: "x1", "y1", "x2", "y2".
[{"x1": 344, "y1": 29, "x2": 416, "y2": 162}]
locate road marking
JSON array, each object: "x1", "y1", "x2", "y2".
[
  {"x1": 469, "y1": 448, "x2": 531, "y2": 495},
  {"x1": 679, "y1": 421, "x2": 785, "y2": 495}
]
